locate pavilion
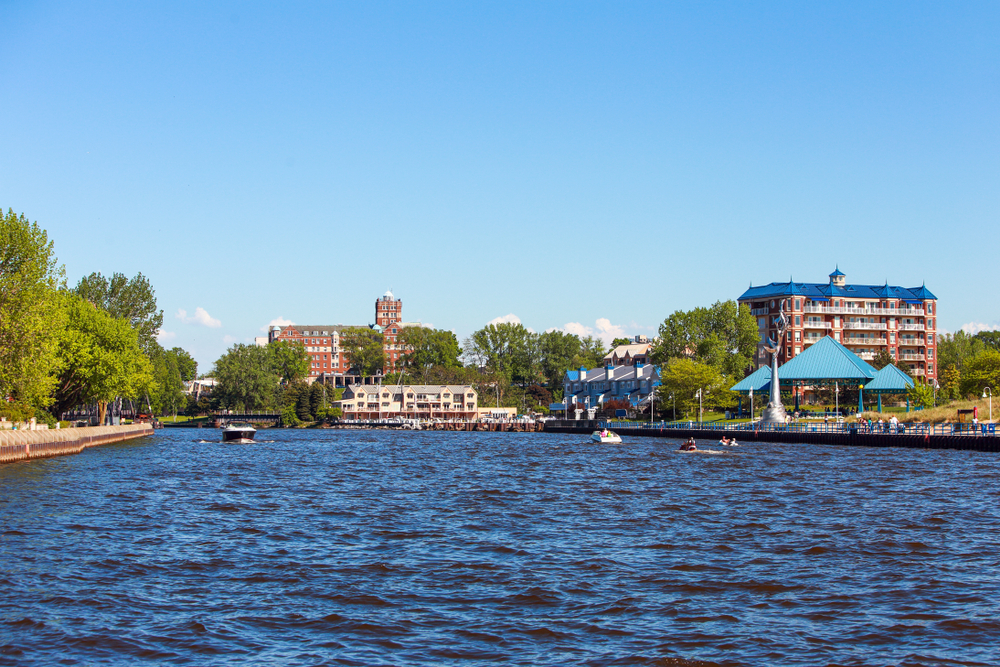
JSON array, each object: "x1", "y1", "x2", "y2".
[{"x1": 731, "y1": 336, "x2": 917, "y2": 414}]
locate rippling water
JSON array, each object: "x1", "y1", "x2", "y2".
[{"x1": 2, "y1": 429, "x2": 1000, "y2": 666}]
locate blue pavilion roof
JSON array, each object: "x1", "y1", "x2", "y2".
[
  {"x1": 775, "y1": 336, "x2": 877, "y2": 382},
  {"x1": 730, "y1": 365, "x2": 772, "y2": 394},
  {"x1": 864, "y1": 364, "x2": 915, "y2": 393}
]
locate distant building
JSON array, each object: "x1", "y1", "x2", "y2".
[
  {"x1": 337, "y1": 384, "x2": 478, "y2": 420},
  {"x1": 266, "y1": 290, "x2": 421, "y2": 382},
  {"x1": 603, "y1": 342, "x2": 651, "y2": 367},
  {"x1": 738, "y1": 268, "x2": 938, "y2": 381},
  {"x1": 563, "y1": 362, "x2": 661, "y2": 410}
]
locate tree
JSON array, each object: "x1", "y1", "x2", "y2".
[
  {"x1": 170, "y1": 347, "x2": 198, "y2": 382},
  {"x1": 937, "y1": 331, "x2": 984, "y2": 374},
  {"x1": 213, "y1": 344, "x2": 279, "y2": 412},
  {"x1": 959, "y1": 349, "x2": 1000, "y2": 399},
  {"x1": 74, "y1": 272, "x2": 163, "y2": 356},
  {"x1": 975, "y1": 330, "x2": 1000, "y2": 352},
  {"x1": 655, "y1": 358, "x2": 730, "y2": 419},
  {"x1": 463, "y1": 322, "x2": 539, "y2": 389},
  {"x1": 50, "y1": 294, "x2": 154, "y2": 422},
  {"x1": 907, "y1": 381, "x2": 934, "y2": 409},
  {"x1": 341, "y1": 328, "x2": 385, "y2": 378},
  {"x1": 0, "y1": 208, "x2": 64, "y2": 407},
  {"x1": 610, "y1": 337, "x2": 632, "y2": 348},
  {"x1": 398, "y1": 327, "x2": 461, "y2": 381},
  {"x1": 652, "y1": 300, "x2": 757, "y2": 379},
  {"x1": 939, "y1": 364, "x2": 961, "y2": 401},
  {"x1": 269, "y1": 340, "x2": 310, "y2": 383},
  {"x1": 871, "y1": 349, "x2": 895, "y2": 370},
  {"x1": 150, "y1": 346, "x2": 185, "y2": 417},
  {"x1": 538, "y1": 330, "x2": 583, "y2": 389},
  {"x1": 574, "y1": 336, "x2": 606, "y2": 370}
]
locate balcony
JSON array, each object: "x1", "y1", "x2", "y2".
[
  {"x1": 750, "y1": 308, "x2": 769, "y2": 316},
  {"x1": 804, "y1": 305, "x2": 925, "y2": 317},
  {"x1": 899, "y1": 339, "x2": 924, "y2": 347},
  {"x1": 899, "y1": 353, "x2": 925, "y2": 361},
  {"x1": 900, "y1": 323, "x2": 925, "y2": 331},
  {"x1": 843, "y1": 337, "x2": 887, "y2": 345},
  {"x1": 910, "y1": 368, "x2": 926, "y2": 376},
  {"x1": 844, "y1": 322, "x2": 887, "y2": 331},
  {"x1": 803, "y1": 320, "x2": 832, "y2": 329},
  {"x1": 857, "y1": 352, "x2": 876, "y2": 360}
]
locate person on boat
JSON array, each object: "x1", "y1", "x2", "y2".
[
  {"x1": 720, "y1": 436, "x2": 730, "y2": 445},
  {"x1": 679, "y1": 437, "x2": 697, "y2": 451},
  {"x1": 600, "y1": 428, "x2": 609, "y2": 438}
]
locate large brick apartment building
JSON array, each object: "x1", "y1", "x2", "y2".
[
  {"x1": 738, "y1": 268, "x2": 938, "y2": 381},
  {"x1": 267, "y1": 290, "x2": 416, "y2": 382}
]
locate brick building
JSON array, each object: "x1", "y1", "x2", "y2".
[{"x1": 738, "y1": 268, "x2": 938, "y2": 381}]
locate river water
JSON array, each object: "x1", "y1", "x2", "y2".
[{"x1": 2, "y1": 429, "x2": 999, "y2": 666}]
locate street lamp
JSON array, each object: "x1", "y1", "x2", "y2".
[
  {"x1": 696, "y1": 388, "x2": 703, "y2": 425},
  {"x1": 984, "y1": 387, "x2": 992, "y2": 423}
]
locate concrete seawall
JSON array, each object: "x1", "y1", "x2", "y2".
[
  {"x1": 545, "y1": 421, "x2": 1000, "y2": 452},
  {"x1": 0, "y1": 423, "x2": 155, "y2": 464}
]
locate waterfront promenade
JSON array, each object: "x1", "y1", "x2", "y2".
[
  {"x1": 545, "y1": 419, "x2": 1000, "y2": 451},
  {"x1": 0, "y1": 423, "x2": 155, "y2": 464}
]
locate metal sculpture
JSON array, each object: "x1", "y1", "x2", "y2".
[{"x1": 761, "y1": 299, "x2": 789, "y2": 424}]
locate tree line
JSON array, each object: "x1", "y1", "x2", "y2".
[{"x1": 0, "y1": 208, "x2": 196, "y2": 424}]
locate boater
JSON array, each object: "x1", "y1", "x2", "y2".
[{"x1": 679, "y1": 437, "x2": 697, "y2": 451}]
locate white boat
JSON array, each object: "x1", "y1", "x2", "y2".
[
  {"x1": 591, "y1": 430, "x2": 622, "y2": 444},
  {"x1": 222, "y1": 421, "x2": 256, "y2": 443}
]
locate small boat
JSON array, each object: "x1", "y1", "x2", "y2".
[
  {"x1": 591, "y1": 430, "x2": 622, "y2": 444},
  {"x1": 718, "y1": 438, "x2": 740, "y2": 446},
  {"x1": 222, "y1": 421, "x2": 256, "y2": 443}
]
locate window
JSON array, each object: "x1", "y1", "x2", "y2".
[
  {"x1": 794, "y1": 299, "x2": 800, "y2": 310},
  {"x1": 795, "y1": 316, "x2": 801, "y2": 326},
  {"x1": 794, "y1": 331, "x2": 801, "y2": 341}
]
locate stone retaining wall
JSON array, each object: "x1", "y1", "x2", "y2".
[{"x1": 0, "y1": 423, "x2": 155, "y2": 464}]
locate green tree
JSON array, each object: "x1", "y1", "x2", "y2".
[
  {"x1": 213, "y1": 344, "x2": 279, "y2": 411},
  {"x1": 653, "y1": 300, "x2": 758, "y2": 379},
  {"x1": 269, "y1": 340, "x2": 310, "y2": 383},
  {"x1": 399, "y1": 327, "x2": 461, "y2": 382},
  {"x1": 342, "y1": 328, "x2": 386, "y2": 378},
  {"x1": 937, "y1": 331, "x2": 984, "y2": 374},
  {"x1": 907, "y1": 381, "x2": 934, "y2": 409},
  {"x1": 574, "y1": 336, "x2": 606, "y2": 370},
  {"x1": 50, "y1": 294, "x2": 154, "y2": 422},
  {"x1": 538, "y1": 330, "x2": 583, "y2": 389},
  {"x1": 150, "y1": 346, "x2": 185, "y2": 417},
  {"x1": 939, "y1": 364, "x2": 961, "y2": 401},
  {"x1": 463, "y1": 322, "x2": 539, "y2": 389},
  {"x1": 871, "y1": 349, "x2": 895, "y2": 370},
  {"x1": 74, "y1": 272, "x2": 163, "y2": 356},
  {"x1": 170, "y1": 347, "x2": 198, "y2": 382},
  {"x1": 974, "y1": 330, "x2": 1000, "y2": 352},
  {"x1": 959, "y1": 349, "x2": 1000, "y2": 399},
  {"x1": 655, "y1": 358, "x2": 730, "y2": 420},
  {"x1": 610, "y1": 337, "x2": 632, "y2": 348},
  {"x1": 309, "y1": 382, "x2": 326, "y2": 419},
  {"x1": 0, "y1": 208, "x2": 64, "y2": 407},
  {"x1": 296, "y1": 385, "x2": 313, "y2": 421}
]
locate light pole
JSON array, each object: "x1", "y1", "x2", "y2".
[
  {"x1": 696, "y1": 388, "x2": 703, "y2": 425},
  {"x1": 749, "y1": 387, "x2": 754, "y2": 422},
  {"x1": 984, "y1": 387, "x2": 992, "y2": 423},
  {"x1": 933, "y1": 379, "x2": 939, "y2": 407},
  {"x1": 835, "y1": 382, "x2": 839, "y2": 418}
]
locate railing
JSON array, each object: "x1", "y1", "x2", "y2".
[
  {"x1": 898, "y1": 339, "x2": 924, "y2": 347},
  {"x1": 596, "y1": 420, "x2": 997, "y2": 437},
  {"x1": 844, "y1": 322, "x2": 888, "y2": 330},
  {"x1": 751, "y1": 308, "x2": 769, "y2": 316},
  {"x1": 900, "y1": 324, "x2": 925, "y2": 331},
  {"x1": 857, "y1": 352, "x2": 876, "y2": 360},
  {"x1": 843, "y1": 337, "x2": 887, "y2": 345},
  {"x1": 899, "y1": 354, "x2": 925, "y2": 361},
  {"x1": 803, "y1": 321, "x2": 832, "y2": 329},
  {"x1": 804, "y1": 306, "x2": 925, "y2": 317}
]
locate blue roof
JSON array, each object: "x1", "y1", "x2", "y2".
[
  {"x1": 829, "y1": 267, "x2": 845, "y2": 277},
  {"x1": 739, "y1": 271, "x2": 935, "y2": 303},
  {"x1": 864, "y1": 364, "x2": 915, "y2": 393},
  {"x1": 730, "y1": 365, "x2": 772, "y2": 394},
  {"x1": 775, "y1": 336, "x2": 877, "y2": 383}
]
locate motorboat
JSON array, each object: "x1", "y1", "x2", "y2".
[
  {"x1": 222, "y1": 421, "x2": 256, "y2": 443},
  {"x1": 591, "y1": 430, "x2": 622, "y2": 444}
]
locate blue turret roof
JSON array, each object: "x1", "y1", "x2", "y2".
[{"x1": 829, "y1": 267, "x2": 845, "y2": 277}]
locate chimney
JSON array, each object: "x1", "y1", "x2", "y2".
[{"x1": 579, "y1": 367, "x2": 587, "y2": 381}]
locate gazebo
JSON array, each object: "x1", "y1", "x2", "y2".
[
  {"x1": 864, "y1": 363, "x2": 915, "y2": 412},
  {"x1": 732, "y1": 336, "x2": 878, "y2": 413},
  {"x1": 730, "y1": 365, "x2": 772, "y2": 416}
]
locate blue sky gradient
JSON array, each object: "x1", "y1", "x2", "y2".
[{"x1": 3, "y1": 2, "x2": 998, "y2": 371}]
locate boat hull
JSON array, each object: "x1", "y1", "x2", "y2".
[{"x1": 222, "y1": 429, "x2": 256, "y2": 443}]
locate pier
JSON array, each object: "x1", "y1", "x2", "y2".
[
  {"x1": 0, "y1": 424, "x2": 155, "y2": 464},
  {"x1": 544, "y1": 419, "x2": 1000, "y2": 452}
]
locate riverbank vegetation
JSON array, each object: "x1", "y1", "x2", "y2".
[{"x1": 0, "y1": 207, "x2": 198, "y2": 424}]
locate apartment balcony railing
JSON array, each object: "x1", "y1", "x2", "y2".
[
  {"x1": 803, "y1": 321, "x2": 832, "y2": 329},
  {"x1": 910, "y1": 368, "x2": 927, "y2": 376},
  {"x1": 899, "y1": 354, "x2": 926, "y2": 361},
  {"x1": 750, "y1": 308, "x2": 769, "y2": 316},
  {"x1": 899, "y1": 339, "x2": 924, "y2": 347},
  {"x1": 844, "y1": 322, "x2": 887, "y2": 331},
  {"x1": 857, "y1": 352, "x2": 876, "y2": 360},
  {"x1": 900, "y1": 323, "x2": 925, "y2": 331},
  {"x1": 804, "y1": 306, "x2": 925, "y2": 317},
  {"x1": 843, "y1": 337, "x2": 887, "y2": 345}
]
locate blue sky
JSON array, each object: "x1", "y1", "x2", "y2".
[{"x1": 3, "y1": 2, "x2": 998, "y2": 372}]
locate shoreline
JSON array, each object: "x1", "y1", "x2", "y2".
[{"x1": 0, "y1": 424, "x2": 155, "y2": 464}]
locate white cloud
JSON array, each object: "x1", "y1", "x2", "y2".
[
  {"x1": 261, "y1": 316, "x2": 295, "y2": 332},
  {"x1": 156, "y1": 329, "x2": 177, "y2": 343},
  {"x1": 560, "y1": 318, "x2": 631, "y2": 346},
  {"x1": 961, "y1": 322, "x2": 999, "y2": 335},
  {"x1": 487, "y1": 313, "x2": 522, "y2": 326},
  {"x1": 176, "y1": 307, "x2": 222, "y2": 328}
]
